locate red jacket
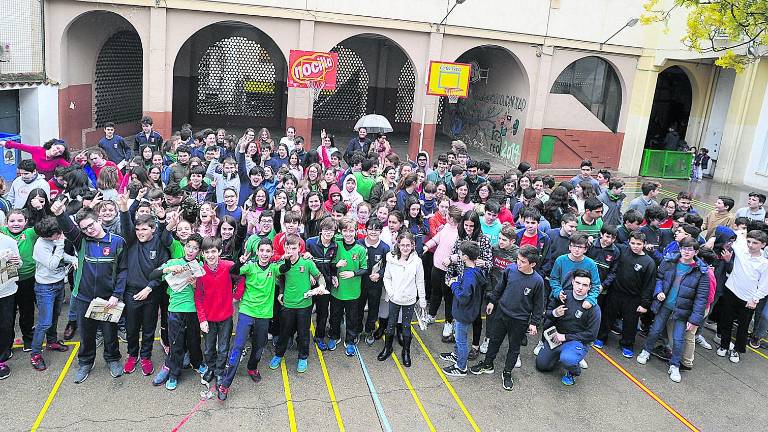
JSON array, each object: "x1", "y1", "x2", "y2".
[
  {"x1": 194, "y1": 260, "x2": 236, "y2": 323},
  {"x1": 272, "y1": 231, "x2": 306, "y2": 262}
]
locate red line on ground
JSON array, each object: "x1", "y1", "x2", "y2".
[{"x1": 171, "y1": 398, "x2": 207, "y2": 432}]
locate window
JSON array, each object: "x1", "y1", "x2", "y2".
[{"x1": 551, "y1": 56, "x2": 622, "y2": 132}]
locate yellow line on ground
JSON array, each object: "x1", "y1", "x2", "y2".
[
  {"x1": 748, "y1": 346, "x2": 768, "y2": 361},
  {"x1": 280, "y1": 361, "x2": 297, "y2": 432},
  {"x1": 411, "y1": 326, "x2": 480, "y2": 432},
  {"x1": 309, "y1": 323, "x2": 345, "y2": 432},
  {"x1": 391, "y1": 351, "x2": 436, "y2": 432},
  {"x1": 31, "y1": 342, "x2": 80, "y2": 431}
]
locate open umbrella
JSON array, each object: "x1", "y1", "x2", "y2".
[{"x1": 353, "y1": 114, "x2": 393, "y2": 134}]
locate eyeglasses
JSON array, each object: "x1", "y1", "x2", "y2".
[
  {"x1": 680, "y1": 247, "x2": 696, "y2": 253},
  {"x1": 80, "y1": 221, "x2": 97, "y2": 232}
]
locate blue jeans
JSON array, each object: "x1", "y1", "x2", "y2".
[
  {"x1": 220, "y1": 313, "x2": 270, "y2": 388},
  {"x1": 753, "y1": 297, "x2": 768, "y2": 340},
  {"x1": 643, "y1": 306, "x2": 686, "y2": 367},
  {"x1": 454, "y1": 320, "x2": 471, "y2": 370},
  {"x1": 535, "y1": 340, "x2": 589, "y2": 376},
  {"x1": 32, "y1": 281, "x2": 65, "y2": 354},
  {"x1": 203, "y1": 317, "x2": 233, "y2": 376}
]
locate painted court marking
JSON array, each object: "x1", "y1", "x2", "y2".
[
  {"x1": 391, "y1": 351, "x2": 436, "y2": 431},
  {"x1": 280, "y1": 361, "x2": 298, "y2": 432},
  {"x1": 309, "y1": 323, "x2": 346, "y2": 432},
  {"x1": 355, "y1": 347, "x2": 392, "y2": 432},
  {"x1": 172, "y1": 398, "x2": 207, "y2": 432},
  {"x1": 31, "y1": 341, "x2": 80, "y2": 431},
  {"x1": 411, "y1": 326, "x2": 480, "y2": 432},
  {"x1": 593, "y1": 347, "x2": 700, "y2": 432}
]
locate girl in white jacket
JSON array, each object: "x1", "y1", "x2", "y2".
[{"x1": 378, "y1": 232, "x2": 426, "y2": 367}]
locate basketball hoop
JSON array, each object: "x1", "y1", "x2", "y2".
[
  {"x1": 307, "y1": 80, "x2": 326, "y2": 102},
  {"x1": 446, "y1": 87, "x2": 462, "y2": 104}
]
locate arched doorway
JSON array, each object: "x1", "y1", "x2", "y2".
[
  {"x1": 644, "y1": 66, "x2": 693, "y2": 150},
  {"x1": 60, "y1": 11, "x2": 144, "y2": 148},
  {"x1": 313, "y1": 34, "x2": 416, "y2": 135},
  {"x1": 172, "y1": 21, "x2": 287, "y2": 129},
  {"x1": 438, "y1": 45, "x2": 530, "y2": 165}
]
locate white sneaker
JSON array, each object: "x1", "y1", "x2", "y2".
[
  {"x1": 424, "y1": 314, "x2": 436, "y2": 325},
  {"x1": 579, "y1": 359, "x2": 588, "y2": 369},
  {"x1": 515, "y1": 357, "x2": 521, "y2": 368},
  {"x1": 636, "y1": 350, "x2": 650, "y2": 365},
  {"x1": 668, "y1": 365, "x2": 681, "y2": 383},
  {"x1": 695, "y1": 334, "x2": 712, "y2": 350},
  {"x1": 479, "y1": 338, "x2": 489, "y2": 354},
  {"x1": 716, "y1": 347, "x2": 727, "y2": 357},
  {"x1": 533, "y1": 341, "x2": 543, "y2": 356},
  {"x1": 712, "y1": 333, "x2": 721, "y2": 344},
  {"x1": 442, "y1": 322, "x2": 453, "y2": 338},
  {"x1": 729, "y1": 350, "x2": 740, "y2": 363}
]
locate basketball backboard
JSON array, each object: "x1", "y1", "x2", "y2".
[{"x1": 426, "y1": 60, "x2": 471, "y2": 98}]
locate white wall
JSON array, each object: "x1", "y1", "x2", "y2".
[
  {"x1": 743, "y1": 85, "x2": 768, "y2": 190},
  {"x1": 19, "y1": 85, "x2": 60, "y2": 146}
]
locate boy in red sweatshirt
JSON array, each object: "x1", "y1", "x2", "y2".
[
  {"x1": 272, "y1": 211, "x2": 306, "y2": 261},
  {"x1": 195, "y1": 237, "x2": 240, "y2": 385}
]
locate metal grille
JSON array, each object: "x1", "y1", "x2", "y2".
[
  {"x1": 94, "y1": 30, "x2": 143, "y2": 127},
  {"x1": 394, "y1": 61, "x2": 415, "y2": 123},
  {"x1": 0, "y1": 0, "x2": 44, "y2": 81},
  {"x1": 436, "y1": 96, "x2": 445, "y2": 125},
  {"x1": 196, "y1": 37, "x2": 276, "y2": 117},
  {"x1": 313, "y1": 45, "x2": 369, "y2": 120}
]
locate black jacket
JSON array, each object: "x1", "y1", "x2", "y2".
[
  {"x1": 489, "y1": 265, "x2": 545, "y2": 326},
  {"x1": 610, "y1": 245, "x2": 656, "y2": 309},
  {"x1": 542, "y1": 290, "x2": 601, "y2": 344},
  {"x1": 587, "y1": 239, "x2": 621, "y2": 292},
  {"x1": 119, "y1": 210, "x2": 173, "y2": 295}
]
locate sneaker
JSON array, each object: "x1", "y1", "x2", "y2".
[
  {"x1": 201, "y1": 368, "x2": 215, "y2": 385},
  {"x1": 561, "y1": 371, "x2": 575, "y2": 386},
  {"x1": 152, "y1": 366, "x2": 170, "y2": 386},
  {"x1": 515, "y1": 357, "x2": 522, "y2": 368},
  {"x1": 108, "y1": 361, "x2": 124, "y2": 378},
  {"x1": 123, "y1": 356, "x2": 138, "y2": 374},
  {"x1": 118, "y1": 328, "x2": 128, "y2": 343},
  {"x1": 533, "y1": 341, "x2": 543, "y2": 356},
  {"x1": 297, "y1": 359, "x2": 308, "y2": 373},
  {"x1": 592, "y1": 339, "x2": 604, "y2": 349},
  {"x1": 712, "y1": 333, "x2": 721, "y2": 345},
  {"x1": 479, "y1": 338, "x2": 489, "y2": 354},
  {"x1": 0, "y1": 362, "x2": 9, "y2": 380},
  {"x1": 442, "y1": 322, "x2": 453, "y2": 338},
  {"x1": 703, "y1": 320, "x2": 718, "y2": 332},
  {"x1": 74, "y1": 364, "x2": 94, "y2": 384},
  {"x1": 668, "y1": 365, "x2": 681, "y2": 383},
  {"x1": 439, "y1": 352, "x2": 458, "y2": 365},
  {"x1": 469, "y1": 362, "x2": 494, "y2": 375},
  {"x1": 44, "y1": 341, "x2": 67, "y2": 352},
  {"x1": 365, "y1": 334, "x2": 375, "y2": 346},
  {"x1": 22, "y1": 341, "x2": 31, "y2": 352},
  {"x1": 327, "y1": 339, "x2": 338, "y2": 351},
  {"x1": 217, "y1": 384, "x2": 229, "y2": 401},
  {"x1": 269, "y1": 356, "x2": 282, "y2": 370},
  {"x1": 651, "y1": 346, "x2": 671, "y2": 362},
  {"x1": 315, "y1": 338, "x2": 328, "y2": 351},
  {"x1": 468, "y1": 347, "x2": 479, "y2": 361},
  {"x1": 248, "y1": 369, "x2": 262, "y2": 383},
  {"x1": 579, "y1": 359, "x2": 588, "y2": 369},
  {"x1": 729, "y1": 350, "x2": 740, "y2": 363},
  {"x1": 441, "y1": 334, "x2": 455, "y2": 343},
  {"x1": 140, "y1": 358, "x2": 154, "y2": 376},
  {"x1": 424, "y1": 314, "x2": 436, "y2": 325},
  {"x1": 196, "y1": 363, "x2": 208, "y2": 376},
  {"x1": 442, "y1": 365, "x2": 467, "y2": 377},
  {"x1": 696, "y1": 335, "x2": 713, "y2": 350},
  {"x1": 95, "y1": 332, "x2": 104, "y2": 348},
  {"x1": 63, "y1": 321, "x2": 77, "y2": 340},
  {"x1": 621, "y1": 347, "x2": 634, "y2": 359},
  {"x1": 636, "y1": 350, "x2": 651, "y2": 365},
  {"x1": 749, "y1": 336, "x2": 761, "y2": 350},
  {"x1": 30, "y1": 354, "x2": 47, "y2": 371},
  {"x1": 716, "y1": 347, "x2": 727, "y2": 357},
  {"x1": 501, "y1": 371, "x2": 513, "y2": 390},
  {"x1": 345, "y1": 343, "x2": 356, "y2": 357},
  {"x1": 165, "y1": 377, "x2": 178, "y2": 390}
]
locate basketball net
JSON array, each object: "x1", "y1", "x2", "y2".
[
  {"x1": 307, "y1": 80, "x2": 326, "y2": 102},
  {"x1": 446, "y1": 88, "x2": 462, "y2": 104}
]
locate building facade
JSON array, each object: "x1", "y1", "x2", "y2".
[{"x1": 2, "y1": 0, "x2": 764, "y2": 186}]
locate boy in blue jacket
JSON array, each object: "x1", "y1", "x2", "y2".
[
  {"x1": 471, "y1": 245, "x2": 544, "y2": 390},
  {"x1": 440, "y1": 241, "x2": 485, "y2": 376}
]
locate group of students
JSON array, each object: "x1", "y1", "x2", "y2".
[{"x1": 0, "y1": 118, "x2": 767, "y2": 403}]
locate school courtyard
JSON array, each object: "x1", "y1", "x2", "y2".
[{"x1": 4, "y1": 179, "x2": 765, "y2": 432}]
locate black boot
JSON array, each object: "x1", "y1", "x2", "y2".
[
  {"x1": 373, "y1": 318, "x2": 387, "y2": 341},
  {"x1": 402, "y1": 336, "x2": 412, "y2": 367},
  {"x1": 377, "y1": 335, "x2": 394, "y2": 361},
  {"x1": 396, "y1": 324, "x2": 404, "y2": 346}
]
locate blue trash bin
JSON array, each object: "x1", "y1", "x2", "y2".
[{"x1": 0, "y1": 132, "x2": 20, "y2": 182}]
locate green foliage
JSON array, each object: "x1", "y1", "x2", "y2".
[{"x1": 642, "y1": 0, "x2": 768, "y2": 72}]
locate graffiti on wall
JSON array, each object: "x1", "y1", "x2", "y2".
[{"x1": 443, "y1": 91, "x2": 526, "y2": 166}]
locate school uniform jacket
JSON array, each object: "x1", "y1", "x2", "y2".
[{"x1": 119, "y1": 210, "x2": 173, "y2": 295}]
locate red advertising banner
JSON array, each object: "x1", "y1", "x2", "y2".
[{"x1": 287, "y1": 50, "x2": 339, "y2": 90}]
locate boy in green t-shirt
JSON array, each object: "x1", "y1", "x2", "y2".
[
  {"x1": 1, "y1": 209, "x2": 38, "y2": 350},
  {"x1": 151, "y1": 234, "x2": 208, "y2": 391},
  {"x1": 243, "y1": 210, "x2": 277, "y2": 257},
  {"x1": 329, "y1": 217, "x2": 368, "y2": 356},
  {"x1": 268, "y1": 234, "x2": 324, "y2": 373},
  {"x1": 218, "y1": 239, "x2": 279, "y2": 401}
]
